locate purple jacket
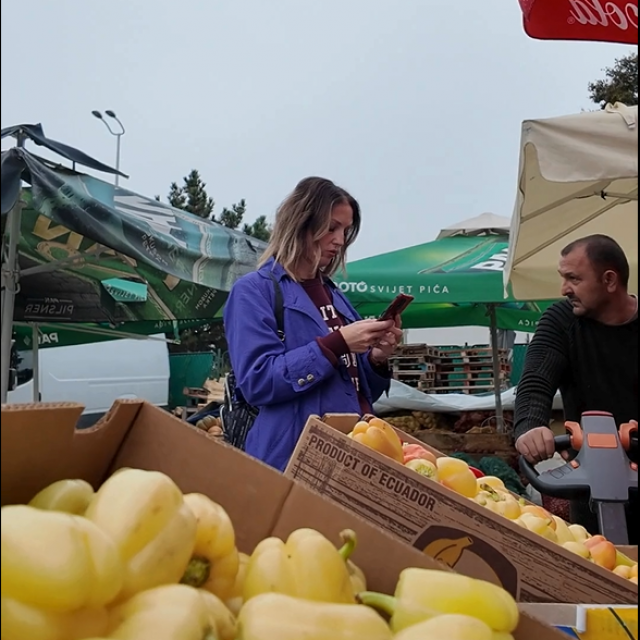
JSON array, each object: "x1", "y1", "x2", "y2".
[{"x1": 223, "y1": 258, "x2": 391, "y2": 471}]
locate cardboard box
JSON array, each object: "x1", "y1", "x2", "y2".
[
  {"x1": 521, "y1": 604, "x2": 637, "y2": 639},
  {"x1": 285, "y1": 414, "x2": 638, "y2": 605},
  {"x1": 0, "y1": 400, "x2": 565, "y2": 640}
]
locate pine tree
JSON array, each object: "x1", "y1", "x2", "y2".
[
  {"x1": 218, "y1": 199, "x2": 247, "y2": 229},
  {"x1": 166, "y1": 181, "x2": 186, "y2": 211},
  {"x1": 179, "y1": 170, "x2": 215, "y2": 219},
  {"x1": 160, "y1": 171, "x2": 271, "y2": 242},
  {"x1": 243, "y1": 215, "x2": 272, "y2": 242}
]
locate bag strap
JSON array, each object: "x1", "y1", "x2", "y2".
[{"x1": 267, "y1": 271, "x2": 285, "y2": 342}]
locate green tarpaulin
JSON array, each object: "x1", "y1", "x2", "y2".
[{"x1": 1, "y1": 149, "x2": 266, "y2": 327}]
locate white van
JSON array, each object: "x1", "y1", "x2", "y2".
[{"x1": 8, "y1": 336, "x2": 170, "y2": 427}]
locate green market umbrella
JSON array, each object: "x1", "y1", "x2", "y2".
[
  {"x1": 337, "y1": 235, "x2": 555, "y2": 332},
  {"x1": 337, "y1": 235, "x2": 559, "y2": 431}
]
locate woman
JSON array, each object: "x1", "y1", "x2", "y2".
[{"x1": 223, "y1": 177, "x2": 402, "y2": 471}]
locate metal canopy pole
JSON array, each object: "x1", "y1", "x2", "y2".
[
  {"x1": 488, "y1": 304, "x2": 506, "y2": 433},
  {"x1": 32, "y1": 323, "x2": 40, "y2": 402},
  {"x1": 1, "y1": 136, "x2": 25, "y2": 403}
]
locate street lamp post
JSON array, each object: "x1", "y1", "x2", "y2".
[{"x1": 91, "y1": 110, "x2": 126, "y2": 187}]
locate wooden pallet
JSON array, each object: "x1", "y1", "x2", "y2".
[
  {"x1": 436, "y1": 370, "x2": 509, "y2": 382},
  {"x1": 393, "y1": 370, "x2": 436, "y2": 382},
  {"x1": 390, "y1": 359, "x2": 437, "y2": 373},
  {"x1": 429, "y1": 376, "x2": 509, "y2": 394},
  {"x1": 394, "y1": 343, "x2": 441, "y2": 358},
  {"x1": 437, "y1": 362, "x2": 511, "y2": 374},
  {"x1": 392, "y1": 364, "x2": 436, "y2": 391},
  {"x1": 429, "y1": 384, "x2": 507, "y2": 395},
  {"x1": 439, "y1": 346, "x2": 508, "y2": 357}
]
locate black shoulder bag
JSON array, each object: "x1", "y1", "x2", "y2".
[{"x1": 221, "y1": 272, "x2": 285, "y2": 450}]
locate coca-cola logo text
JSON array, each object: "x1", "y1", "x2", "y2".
[{"x1": 568, "y1": 0, "x2": 639, "y2": 30}]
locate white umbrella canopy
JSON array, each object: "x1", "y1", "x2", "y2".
[
  {"x1": 437, "y1": 212, "x2": 511, "y2": 239},
  {"x1": 505, "y1": 103, "x2": 638, "y2": 300}
]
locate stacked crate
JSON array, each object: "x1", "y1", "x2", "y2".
[
  {"x1": 432, "y1": 346, "x2": 511, "y2": 394},
  {"x1": 388, "y1": 344, "x2": 439, "y2": 391},
  {"x1": 389, "y1": 344, "x2": 511, "y2": 394}
]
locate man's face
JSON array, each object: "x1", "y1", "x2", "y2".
[{"x1": 558, "y1": 247, "x2": 611, "y2": 317}]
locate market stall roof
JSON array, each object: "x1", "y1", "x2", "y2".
[
  {"x1": 504, "y1": 102, "x2": 638, "y2": 301},
  {"x1": 437, "y1": 213, "x2": 511, "y2": 240},
  {"x1": 1, "y1": 147, "x2": 266, "y2": 325}
]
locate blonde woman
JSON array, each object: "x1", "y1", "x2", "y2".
[{"x1": 223, "y1": 177, "x2": 402, "y2": 470}]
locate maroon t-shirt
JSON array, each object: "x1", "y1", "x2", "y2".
[{"x1": 301, "y1": 277, "x2": 372, "y2": 415}]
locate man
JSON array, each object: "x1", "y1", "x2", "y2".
[{"x1": 514, "y1": 234, "x2": 637, "y2": 543}]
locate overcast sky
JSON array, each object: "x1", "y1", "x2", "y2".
[{"x1": 1, "y1": 0, "x2": 631, "y2": 260}]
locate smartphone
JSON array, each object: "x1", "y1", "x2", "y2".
[{"x1": 378, "y1": 293, "x2": 414, "y2": 321}]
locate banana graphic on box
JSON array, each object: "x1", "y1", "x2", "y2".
[{"x1": 423, "y1": 536, "x2": 474, "y2": 568}]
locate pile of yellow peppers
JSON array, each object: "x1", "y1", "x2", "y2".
[{"x1": 1, "y1": 468, "x2": 521, "y2": 640}]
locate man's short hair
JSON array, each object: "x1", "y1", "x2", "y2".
[{"x1": 561, "y1": 234, "x2": 629, "y2": 288}]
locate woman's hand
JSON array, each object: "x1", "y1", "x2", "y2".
[
  {"x1": 339, "y1": 319, "x2": 396, "y2": 354},
  {"x1": 370, "y1": 315, "x2": 403, "y2": 365}
]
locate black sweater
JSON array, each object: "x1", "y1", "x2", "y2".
[{"x1": 515, "y1": 299, "x2": 638, "y2": 442}]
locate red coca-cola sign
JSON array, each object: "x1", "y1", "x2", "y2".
[{"x1": 519, "y1": 0, "x2": 638, "y2": 44}]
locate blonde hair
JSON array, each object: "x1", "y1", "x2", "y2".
[{"x1": 259, "y1": 177, "x2": 361, "y2": 280}]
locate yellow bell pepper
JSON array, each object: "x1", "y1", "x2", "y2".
[
  {"x1": 615, "y1": 548, "x2": 637, "y2": 567},
  {"x1": 224, "y1": 552, "x2": 250, "y2": 617},
  {"x1": 473, "y1": 487, "x2": 521, "y2": 520},
  {"x1": 243, "y1": 528, "x2": 355, "y2": 604},
  {"x1": 358, "y1": 568, "x2": 519, "y2": 633},
  {"x1": 28, "y1": 479, "x2": 95, "y2": 515},
  {"x1": 0, "y1": 596, "x2": 109, "y2": 640},
  {"x1": 236, "y1": 593, "x2": 393, "y2": 640},
  {"x1": 350, "y1": 418, "x2": 404, "y2": 463},
  {"x1": 393, "y1": 613, "x2": 495, "y2": 640},
  {"x1": 180, "y1": 493, "x2": 240, "y2": 601},
  {"x1": 0, "y1": 505, "x2": 123, "y2": 612},
  {"x1": 82, "y1": 584, "x2": 236, "y2": 640},
  {"x1": 84, "y1": 468, "x2": 197, "y2": 601},
  {"x1": 338, "y1": 529, "x2": 367, "y2": 594}
]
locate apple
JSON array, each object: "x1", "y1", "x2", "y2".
[{"x1": 588, "y1": 539, "x2": 617, "y2": 571}]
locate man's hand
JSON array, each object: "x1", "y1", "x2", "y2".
[{"x1": 515, "y1": 426, "x2": 556, "y2": 464}]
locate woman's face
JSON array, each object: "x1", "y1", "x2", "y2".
[{"x1": 318, "y1": 202, "x2": 353, "y2": 268}]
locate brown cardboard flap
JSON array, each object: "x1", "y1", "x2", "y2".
[
  {"x1": 321, "y1": 413, "x2": 361, "y2": 433},
  {"x1": 110, "y1": 402, "x2": 293, "y2": 553},
  {"x1": 1, "y1": 400, "x2": 141, "y2": 505},
  {"x1": 286, "y1": 415, "x2": 638, "y2": 605}
]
